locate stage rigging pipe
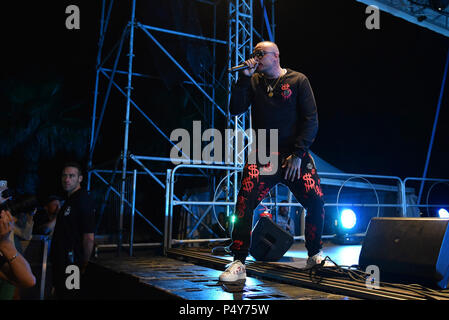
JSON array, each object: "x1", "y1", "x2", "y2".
[
  {"x1": 418, "y1": 46, "x2": 449, "y2": 206},
  {"x1": 118, "y1": 0, "x2": 135, "y2": 255},
  {"x1": 130, "y1": 169, "x2": 137, "y2": 256},
  {"x1": 88, "y1": 0, "x2": 114, "y2": 191}
]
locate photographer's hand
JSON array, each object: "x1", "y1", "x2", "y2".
[
  {"x1": 0, "y1": 189, "x2": 11, "y2": 205},
  {"x1": 0, "y1": 210, "x2": 36, "y2": 288}
]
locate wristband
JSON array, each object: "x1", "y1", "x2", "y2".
[{"x1": 8, "y1": 252, "x2": 18, "y2": 263}]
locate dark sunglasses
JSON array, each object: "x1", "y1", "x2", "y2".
[{"x1": 250, "y1": 50, "x2": 277, "y2": 59}]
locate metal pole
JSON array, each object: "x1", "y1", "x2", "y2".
[
  {"x1": 92, "y1": 25, "x2": 129, "y2": 157},
  {"x1": 130, "y1": 169, "x2": 137, "y2": 256},
  {"x1": 118, "y1": 0, "x2": 136, "y2": 255},
  {"x1": 401, "y1": 179, "x2": 407, "y2": 217},
  {"x1": 164, "y1": 169, "x2": 172, "y2": 254},
  {"x1": 40, "y1": 238, "x2": 49, "y2": 300},
  {"x1": 88, "y1": 0, "x2": 107, "y2": 191},
  {"x1": 271, "y1": 0, "x2": 275, "y2": 40},
  {"x1": 418, "y1": 46, "x2": 449, "y2": 206},
  {"x1": 260, "y1": 0, "x2": 273, "y2": 41},
  {"x1": 168, "y1": 169, "x2": 175, "y2": 251}
]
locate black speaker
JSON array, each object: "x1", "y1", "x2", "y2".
[
  {"x1": 359, "y1": 217, "x2": 449, "y2": 289},
  {"x1": 249, "y1": 217, "x2": 294, "y2": 261}
]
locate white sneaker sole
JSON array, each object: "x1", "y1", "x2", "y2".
[
  {"x1": 219, "y1": 272, "x2": 247, "y2": 282},
  {"x1": 305, "y1": 260, "x2": 334, "y2": 270}
]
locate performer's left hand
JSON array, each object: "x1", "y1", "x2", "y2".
[{"x1": 282, "y1": 155, "x2": 301, "y2": 182}]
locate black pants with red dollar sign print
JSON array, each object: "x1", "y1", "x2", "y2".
[{"x1": 231, "y1": 152, "x2": 325, "y2": 263}]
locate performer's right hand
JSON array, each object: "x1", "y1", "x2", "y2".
[{"x1": 242, "y1": 57, "x2": 259, "y2": 77}]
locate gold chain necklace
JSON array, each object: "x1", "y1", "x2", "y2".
[{"x1": 263, "y1": 69, "x2": 286, "y2": 97}]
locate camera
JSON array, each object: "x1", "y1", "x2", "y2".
[{"x1": 0, "y1": 183, "x2": 39, "y2": 216}]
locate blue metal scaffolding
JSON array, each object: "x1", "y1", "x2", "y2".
[
  {"x1": 87, "y1": 1, "x2": 449, "y2": 255},
  {"x1": 87, "y1": 0, "x2": 277, "y2": 253}
]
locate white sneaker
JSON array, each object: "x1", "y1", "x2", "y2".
[
  {"x1": 219, "y1": 260, "x2": 246, "y2": 282},
  {"x1": 305, "y1": 251, "x2": 334, "y2": 269}
]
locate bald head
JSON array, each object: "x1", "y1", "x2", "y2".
[
  {"x1": 255, "y1": 41, "x2": 280, "y2": 54},
  {"x1": 253, "y1": 41, "x2": 282, "y2": 78}
]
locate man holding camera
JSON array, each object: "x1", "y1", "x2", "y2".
[{"x1": 50, "y1": 162, "x2": 95, "y2": 299}]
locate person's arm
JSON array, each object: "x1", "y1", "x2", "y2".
[
  {"x1": 37, "y1": 214, "x2": 57, "y2": 235},
  {"x1": 80, "y1": 195, "x2": 96, "y2": 273},
  {"x1": 81, "y1": 233, "x2": 94, "y2": 273},
  {"x1": 229, "y1": 57, "x2": 259, "y2": 116},
  {"x1": 42, "y1": 218, "x2": 57, "y2": 235},
  {"x1": 289, "y1": 218, "x2": 295, "y2": 236},
  {"x1": 0, "y1": 210, "x2": 36, "y2": 288},
  {"x1": 13, "y1": 211, "x2": 35, "y2": 241}
]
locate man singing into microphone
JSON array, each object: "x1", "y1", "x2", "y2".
[{"x1": 219, "y1": 41, "x2": 329, "y2": 282}]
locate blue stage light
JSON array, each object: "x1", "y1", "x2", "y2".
[
  {"x1": 341, "y1": 209, "x2": 357, "y2": 229},
  {"x1": 438, "y1": 208, "x2": 449, "y2": 218}
]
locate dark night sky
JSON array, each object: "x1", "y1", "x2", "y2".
[{"x1": 1, "y1": 0, "x2": 449, "y2": 196}]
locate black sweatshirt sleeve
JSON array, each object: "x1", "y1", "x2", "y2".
[
  {"x1": 292, "y1": 76, "x2": 318, "y2": 159},
  {"x1": 229, "y1": 74, "x2": 254, "y2": 115}
]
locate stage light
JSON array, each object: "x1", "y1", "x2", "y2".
[
  {"x1": 429, "y1": 0, "x2": 449, "y2": 11},
  {"x1": 230, "y1": 214, "x2": 237, "y2": 223},
  {"x1": 438, "y1": 208, "x2": 449, "y2": 218},
  {"x1": 341, "y1": 209, "x2": 357, "y2": 229}
]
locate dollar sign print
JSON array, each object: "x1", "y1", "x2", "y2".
[
  {"x1": 257, "y1": 187, "x2": 270, "y2": 202},
  {"x1": 247, "y1": 164, "x2": 260, "y2": 182},
  {"x1": 261, "y1": 162, "x2": 273, "y2": 174},
  {"x1": 303, "y1": 173, "x2": 315, "y2": 193},
  {"x1": 231, "y1": 240, "x2": 243, "y2": 251},
  {"x1": 242, "y1": 177, "x2": 254, "y2": 193},
  {"x1": 314, "y1": 184, "x2": 324, "y2": 197},
  {"x1": 236, "y1": 195, "x2": 247, "y2": 218}
]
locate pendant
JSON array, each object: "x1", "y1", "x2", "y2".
[
  {"x1": 268, "y1": 91, "x2": 274, "y2": 97},
  {"x1": 267, "y1": 85, "x2": 272, "y2": 93}
]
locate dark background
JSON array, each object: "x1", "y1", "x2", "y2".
[{"x1": 1, "y1": 1, "x2": 448, "y2": 237}]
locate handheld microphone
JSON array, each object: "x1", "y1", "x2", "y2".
[{"x1": 228, "y1": 63, "x2": 250, "y2": 72}]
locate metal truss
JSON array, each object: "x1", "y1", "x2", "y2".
[
  {"x1": 88, "y1": 0, "x2": 277, "y2": 253},
  {"x1": 356, "y1": 0, "x2": 449, "y2": 37},
  {"x1": 164, "y1": 164, "x2": 449, "y2": 250}
]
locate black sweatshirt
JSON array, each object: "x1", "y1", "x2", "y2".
[{"x1": 229, "y1": 68, "x2": 318, "y2": 159}]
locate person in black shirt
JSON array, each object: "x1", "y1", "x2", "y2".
[
  {"x1": 219, "y1": 41, "x2": 329, "y2": 282},
  {"x1": 33, "y1": 195, "x2": 61, "y2": 235},
  {"x1": 50, "y1": 162, "x2": 95, "y2": 299}
]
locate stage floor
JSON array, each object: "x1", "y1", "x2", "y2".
[
  {"x1": 92, "y1": 242, "x2": 359, "y2": 300},
  {"x1": 89, "y1": 240, "x2": 448, "y2": 300}
]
